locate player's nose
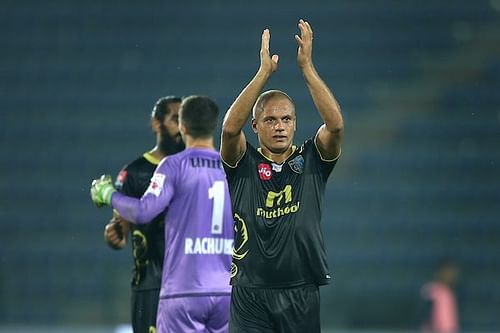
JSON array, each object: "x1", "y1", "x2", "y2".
[{"x1": 274, "y1": 120, "x2": 285, "y2": 130}]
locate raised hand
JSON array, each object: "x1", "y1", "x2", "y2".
[
  {"x1": 90, "y1": 174, "x2": 116, "y2": 207},
  {"x1": 295, "y1": 19, "x2": 313, "y2": 69},
  {"x1": 259, "y1": 29, "x2": 279, "y2": 75}
]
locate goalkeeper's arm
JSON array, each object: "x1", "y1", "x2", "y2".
[{"x1": 91, "y1": 174, "x2": 116, "y2": 207}]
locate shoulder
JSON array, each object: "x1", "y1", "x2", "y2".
[
  {"x1": 222, "y1": 142, "x2": 257, "y2": 173},
  {"x1": 297, "y1": 136, "x2": 339, "y2": 179},
  {"x1": 115, "y1": 155, "x2": 150, "y2": 187},
  {"x1": 293, "y1": 138, "x2": 316, "y2": 161},
  {"x1": 300, "y1": 136, "x2": 340, "y2": 163},
  {"x1": 125, "y1": 155, "x2": 158, "y2": 173},
  {"x1": 155, "y1": 150, "x2": 189, "y2": 175},
  {"x1": 160, "y1": 150, "x2": 186, "y2": 164},
  {"x1": 301, "y1": 138, "x2": 315, "y2": 152}
]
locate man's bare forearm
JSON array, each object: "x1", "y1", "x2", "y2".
[
  {"x1": 222, "y1": 69, "x2": 271, "y2": 136},
  {"x1": 223, "y1": 28, "x2": 278, "y2": 138},
  {"x1": 302, "y1": 64, "x2": 343, "y2": 133}
]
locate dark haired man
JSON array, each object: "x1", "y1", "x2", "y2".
[
  {"x1": 92, "y1": 95, "x2": 233, "y2": 333},
  {"x1": 221, "y1": 20, "x2": 344, "y2": 332},
  {"x1": 103, "y1": 96, "x2": 184, "y2": 333}
]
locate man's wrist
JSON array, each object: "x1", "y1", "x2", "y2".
[
  {"x1": 102, "y1": 186, "x2": 116, "y2": 205},
  {"x1": 301, "y1": 63, "x2": 319, "y2": 84},
  {"x1": 256, "y1": 67, "x2": 272, "y2": 80},
  {"x1": 300, "y1": 61, "x2": 315, "y2": 73}
]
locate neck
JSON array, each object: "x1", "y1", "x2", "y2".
[
  {"x1": 185, "y1": 137, "x2": 215, "y2": 150},
  {"x1": 259, "y1": 146, "x2": 294, "y2": 164}
]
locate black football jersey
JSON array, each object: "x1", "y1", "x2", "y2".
[
  {"x1": 115, "y1": 152, "x2": 165, "y2": 291},
  {"x1": 223, "y1": 138, "x2": 338, "y2": 288}
]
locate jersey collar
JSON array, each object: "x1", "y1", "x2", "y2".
[
  {"x1": 257, "y1": 145, "x2": 297, "y2": 164},
  {"x1": 143, "y1": 152, "x2": 161, "y2": 165}
]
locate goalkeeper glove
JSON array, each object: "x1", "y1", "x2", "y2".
[{"x1": 90, "y1": 174, "x2": 116, "y2": 207}]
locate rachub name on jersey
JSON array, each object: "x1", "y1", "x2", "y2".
[{"x1": 184, "y1": 237, "x2": 233, "y2": 255}]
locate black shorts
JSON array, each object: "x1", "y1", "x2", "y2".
[
  {"x1": 229, "y1": 284, "x2": 320, "y2": 333},
  {"x1": 131, "y1": 288, "x2": 160, "y2": 333}
]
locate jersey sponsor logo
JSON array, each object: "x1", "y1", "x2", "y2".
[
  {"x1": 184, "y1": 237, "x2": 233, "y2": 255},
  {"x1": 265, "y1": 185, "x2": 292, "y2": 207},
  {"x1": 256, "y1": 185, "x2": 301, "y2": 219},
  {"x1": 258, "y1": 163, "x2": 272, "y2": 180},
  {"x1": 288, "y1": 155, "x2": 304, "y2": 174},
  {"x1": 145, "y1": 173, "x2": 165, "y2": 197},
  {"x1": 257, "y1": 202, "x2": 300, "y2": 219},
  {"x1": 115, "y1": 170, "x2": 128, "y2": 188}
]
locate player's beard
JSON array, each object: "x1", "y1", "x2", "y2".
[{"x1": 159, "y1": 125, "x2": 185, "y2": 156}]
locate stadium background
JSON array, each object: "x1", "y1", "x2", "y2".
[{"x1": 1, "y1": 0, "x2": 499, "y2": 332}]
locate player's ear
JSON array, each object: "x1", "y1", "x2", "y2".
[
  {"x1": 151, "y1": 117, "x2": 161, "y2": 134},
  {"x1": 251, "y1": 118, "x2": 258, "y2": 134},
  {"x1": 179, "y1": 122, "x2": 188, "y2": 136}
]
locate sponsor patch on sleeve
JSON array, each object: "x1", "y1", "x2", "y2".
[
  {"x1": 115, "y1": 170, "x2": 128, "y2": 188},
  {"x1": 145, "y1": 173, "x2": 166, "y2": 197}
]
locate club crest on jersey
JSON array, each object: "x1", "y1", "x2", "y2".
[
  {"x1": 258, "y1": 163, "x2": 272, "y2": 181},
  {"x1": 146, "y1": 173, "x2": 165, "y2": 197},
  {"x1": 288, "y1": 155, "x2": 304, "y2": 174}
]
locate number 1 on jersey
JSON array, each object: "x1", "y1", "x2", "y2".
[{"x1": 208, "y1": 181, "x2": 225, "y2": 234}]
